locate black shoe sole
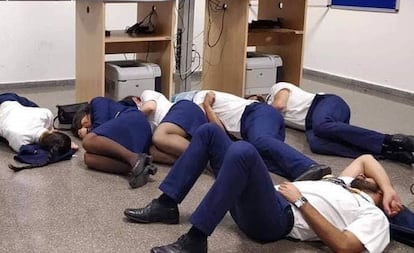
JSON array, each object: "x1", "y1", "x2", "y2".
[
  {"x1": 129, "y1": 155, "x2": 156, "y2": 188},
  {"x1": 124, "y1": 212, "x2": 179, "y2": 224},
  {"x1": 295, "y1": 165, "x2": 332, "y2": 181}
]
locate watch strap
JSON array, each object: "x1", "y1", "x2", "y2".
[{"x1": 293, "y1": 196, "x2": 308, "y2": 209}]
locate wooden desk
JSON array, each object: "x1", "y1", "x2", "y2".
[{"x1": 202, "y1": 0, "x2": 307, "y2": 96}]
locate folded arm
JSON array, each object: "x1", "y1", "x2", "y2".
[
  {"x1": 270, "y1": 88, "x2": 290, "y2": 111},
  {"x1": 139, "y1": 100, "x2": 156, "y2": 117},
  {"x1": 340, "y1": 154, "x2": 403, "y2": 216},
  {"x1": 202, "y1": 91, "x2": 225, "y2": 131}
]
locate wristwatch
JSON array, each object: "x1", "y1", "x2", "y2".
[{"x1": 293, "y1": 196, "x2": 308, "y2": 209}]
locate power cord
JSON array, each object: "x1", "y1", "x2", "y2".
[
  {"x1": 126, "y1": 6, "x2": 156, "y2": 36},
  {"x1": 207, "y1": 0, "x2": 227, "y2": 48},
  {"x1": 179, "y1": 47, "x2": 201, "y2": 81}
]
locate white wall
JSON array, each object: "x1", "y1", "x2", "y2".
[
  {"x1": 0, "y1": 1, "x2": 413, "y2": 94},
  {"x1": 305, "y1": 0, "x2": 414, "y2": 93},
  {"x1": 0, "y1": 2, "x2": 75, "y2": 83}
]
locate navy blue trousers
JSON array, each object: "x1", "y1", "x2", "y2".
[
  {"x1": 159, "y1": 123, "x2": 292, "y2": 242},
  {"x1": 0, "y1": 92, "x2": 38, "y2": 107},
  {"x1": 161, "y1": 100, "x2": 207, "y2": 138},
  {"x1": 241, "y1": 103, "x2": 316, "y2": 180},
  {"x1": 305, "y1": 95, "x2": 385, "y2": 158}
]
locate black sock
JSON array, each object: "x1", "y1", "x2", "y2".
[
  {"x1": 187, "y1": 226, "x2": 207, "y2": 241},
  {"x1": 158, "y1": 193, "x2": 177, "y2": 207}
]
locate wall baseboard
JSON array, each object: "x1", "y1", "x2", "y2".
[
  {"x1": 0, "y1": 79, "x2": 75, "y2": 91},
  {"x1": 303, "y1": 68, "x2": 414, "y2": 106}
]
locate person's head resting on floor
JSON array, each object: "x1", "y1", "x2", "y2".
[
  {"x1": 39, "y1": 130, "x2": 72, "y2": 160},
  {"x1": 71, "y1": 104, "x2": 91, "y2": 139},
  {"x1": 245, "y1": 94, "x2": 265, "y2": 103},
  {"x1": 351, "y1": 174, "x2": 383, "y2": 205},
  {"x1": 71, "y1": 96, "x2": 142, "y2": 139}
]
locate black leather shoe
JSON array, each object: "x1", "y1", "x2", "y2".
[
  {"x1": 390, "y1": 134, "x2": 414, "y2": 152},
  {"x1": 295, "y1": 164, "x2": 332, "y2": 181},
  {"x1": 384, "y1": 150, "x2": 414, "y2": 165},
  {"x1": 129, "y1": 154, "x2": 156, "y2": 188},
  {"x1": 150, "y1": 234, "x2": 207, "y2": 253},
  {"x1": 124, "y1": 199, "x2": 179, "y2": 224}
]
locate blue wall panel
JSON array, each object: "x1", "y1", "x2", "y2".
[{"x1": 331, "y1": 0, "x2": 397, "y2": 10}]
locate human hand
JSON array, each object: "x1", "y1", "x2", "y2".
[
  {"x1": 71, "y1": 141, "x2": 79, "y2": 150},
  {"x1": 382, "y1": 190, "x2": 403, "y2": 217},
  {"x1": 278, "y1": 182, "x2": 302, "y2": 203},
  {"x1": 78, "y1": 127, "x2": 89, "y2": 139},
  {"x1": 203, "y1": 91, "x2": 216, "y2": 107}
]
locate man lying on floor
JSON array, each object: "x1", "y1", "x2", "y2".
[
  {"x1": 266, "y1": 82, "x2": 414, "y2": 165},
  {"x1": 123, "y1": 123, "x2": 412, "y2": 253}
]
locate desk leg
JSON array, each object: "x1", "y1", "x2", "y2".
[{"x1": 76, "y1": 1, "x2": 105, "y2": 102}]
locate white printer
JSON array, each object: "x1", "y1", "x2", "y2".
[
  {"x1": 105, "y1": 60, "x2": 161, "y2": 100},
  {"x1": 245, "y1": 52, "x2": 282, "y2": 95}
]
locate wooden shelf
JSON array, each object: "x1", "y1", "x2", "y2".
[
  {"x1": 248, "y1": 28, "x2": 304, "y2": 35},
  {"x1": 105, "y1": 30, "x2": 172, "y2": 44},
  {"x1": 75, "y1": 0, "x2": 175, "y2": 102}
]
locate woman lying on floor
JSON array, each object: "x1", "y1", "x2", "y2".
[
  {"x1": 0, "y1": 92, "x2": 76, "y2": 171},
  {"x1": 71, "y1": 96, "x2": 155, "y2": 188},
  {"x1": 126, "y1": 90, "x2": 207, "y2": 165}
]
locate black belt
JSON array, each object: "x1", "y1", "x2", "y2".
[{"x1": 285, "y1": 205, "x2": 295, "y2": 235}]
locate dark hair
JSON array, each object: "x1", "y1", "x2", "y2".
[
  {"x1": 245, "y1": 94, "x2": 265, "y2": 103},
  {"x1": 119, "y1": 95, "x2": 140, "y2": 107},
  {"x1": 350, "y1": 178, "x2": 381, "y2": 194},
  {"x1": 71, "y1": 104, "x2": 91, "y2": 138},
  {"x1": 39, "y1": 131, "x2": 72, "y2": 161},
  {"x1": 8, "y1": 131, "x2": 72, "y2": 172}
]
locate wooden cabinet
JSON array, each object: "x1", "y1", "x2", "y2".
[
  {"x1": 202, "y1": 0, "x2": 306, "y2": 97},
  {"x1": 75, "y1": 0, "x2": 175, "y2": 102}
]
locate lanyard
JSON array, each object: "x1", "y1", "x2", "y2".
[{"x1": 321, "y1": 176, "x2": 371, "y2": 203}]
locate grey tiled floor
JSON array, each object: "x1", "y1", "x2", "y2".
[{"x1": 0, "y1": 76, "x2": 413, "y2": 252}]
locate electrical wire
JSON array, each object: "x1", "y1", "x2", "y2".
[
  {"x1": 126, "y1": 7, "x2": 156, "y2": 35},
  {"x1": 176, "y1": 0, "x2": 186, "y2": 35},
  {"x1": 174, "y1": 31, "x2": 204, "y2": 82},
  {"x1": 207, "y1": 0, "x2": 226, "y2": 48},
  {"x1": 179, "y1": 47, "x2": 202, "y2": 81},
  {"x1": 145, "y1": 42, "x2": 151, "y2": 62},
  {"x1": 174, "y1": 1, "x2": 205, "y2": 82}
]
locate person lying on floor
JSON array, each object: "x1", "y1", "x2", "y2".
[
  {"x1": 71, "y1": 96, "x2": 155, "y2": 188},
  {"x1": 124, "y1": 123, "x2": 410, "y2": 253},
  {"x1": 0, "y1": 92, "x2": 77, "y2": 171},
  {"x1": 193, "y1": 90, "x2": 330, "y2": 181},
  {"x1": 265, "y1": 82, "x2": 414, "y2": 165},
  {"x1": 126, "y1": 90, "x2": 207, "y2": 165}
]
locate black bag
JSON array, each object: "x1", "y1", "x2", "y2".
[{"x1": 53, "y1": 102, "x2": 88, "y2": 130}]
